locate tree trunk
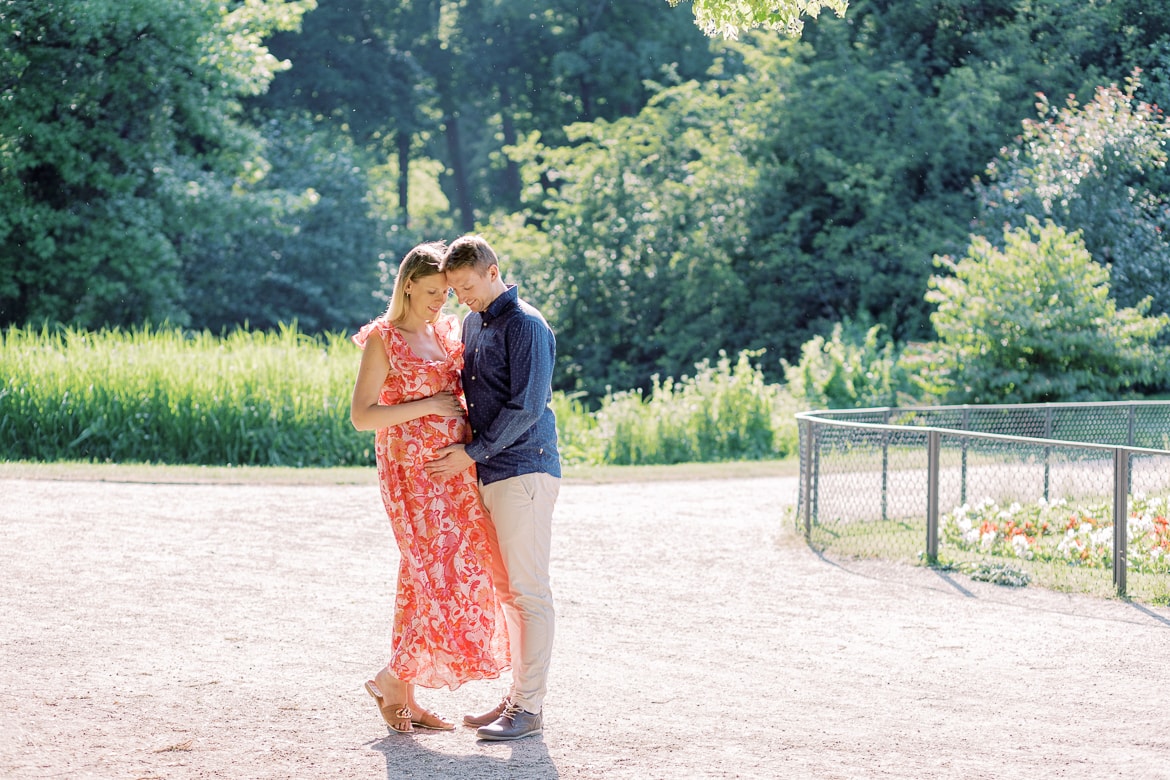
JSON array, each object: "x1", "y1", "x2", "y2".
[
  {"x1": 498, "y1": 80, "x2": 523, "y2": 207},
  {"x1": 445, "y1": 111, "x2": 476, "y2": 232},
  {"x1": 396, "y1": 129, "x2": 410, "y2": 228}
]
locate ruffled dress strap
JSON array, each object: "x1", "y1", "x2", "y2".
[{"x1": 352, "y1": 316, "x2": 393, "y2": 350}]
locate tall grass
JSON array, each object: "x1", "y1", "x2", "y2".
[
  {"x1": 570, "y1": 351, "x2": 797, "y2": 465},
  {"x1": 1, "y1": 323, "x2": 365, "y2": 466},
  {"x1": 1, "y1": 324, "x2": 799, "y2": 467}
]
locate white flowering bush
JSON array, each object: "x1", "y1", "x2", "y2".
[
  {"x1": 1128, "y1": 496, "x2": 1170, "y2": 572},
  {"x1": 943, "y1": 497, "x2": 1058, "y2": 562},
  {"x1": 941, "y1": 494, "x2": 1170, "y2": 574}
]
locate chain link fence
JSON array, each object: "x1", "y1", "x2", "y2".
[{"x1": 796, "y1": 402, "x2": 1170, "y2": 603}]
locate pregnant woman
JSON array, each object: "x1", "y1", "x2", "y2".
[{"x1": 350, "y1": 241, "x2": 509, "y2": 733}]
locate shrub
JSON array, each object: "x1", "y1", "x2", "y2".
[
  {"x1": 588, "y1": 350, "x2": 784, "y2": 466},
  {"x1": 783, "y1": 320, "x2": 910, "y2": 409},
  {"x1": 914, "y1": 217, "x2": 1170, "y2": 403}
]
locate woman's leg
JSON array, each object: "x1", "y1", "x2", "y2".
[{"x1": 367, "y1": 666, "x2": 413, "y2": 733}]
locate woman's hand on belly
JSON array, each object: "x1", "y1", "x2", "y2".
[{"x1": 427, "y1": 390, "x2": 465, "y2": 418}]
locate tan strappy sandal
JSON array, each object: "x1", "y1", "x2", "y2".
[
  {"x1": 364, "y1": 680, "x2": 413, "y2": 733},
  {"x1": 409, "y1": 706, "x2": 455, "y2": 731}
]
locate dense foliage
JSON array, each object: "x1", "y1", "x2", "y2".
[
  {"x1": 0, "y1": 0, "x2": 317, "y2": 328},
  {"x1": 584, "y1": 350, "x2": 788, "y2": 465},
  {"x1": 669, "y1": 0, "x2": 849, "y2": 38},
  {"x1": 254, "y1": 0, "x2": 716, "y2": 229},
  {"x1": 783, "y1": 321, "x2": 909, "y2": 409},
  {"x1": 976, "y1": 73, "x2": 1170, "y2": 315},
  {"x1": 6, "y1": 0, "x2": 1170, "y2": 427},
  {"x1": 495, "y1": 0, "x2": 1170, "y2": 399},
  {"x1": 501, "y1": 48, "x2": 768, "y2": 396}
]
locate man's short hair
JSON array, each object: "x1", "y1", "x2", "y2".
[{"x1": 441, "y1": 235, "x2": 498, "y2": 274}]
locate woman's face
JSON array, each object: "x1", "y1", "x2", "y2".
[{"x1": 404, "y1": 272, "x2": 449, "y2": 323}]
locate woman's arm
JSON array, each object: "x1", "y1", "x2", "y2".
[{"x1": 349, "y1": 331, "x2": 463, "y2": 431}]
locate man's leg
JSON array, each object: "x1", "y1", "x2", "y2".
[{"x1": 479, "y1": 472, "x2": 559, "y2": 715}]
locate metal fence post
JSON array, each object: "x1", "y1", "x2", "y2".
[
  {"x1": 960, "y1": 407, "x2": 969, "y2": 505},
  {"x1": 1043, "y1": 406, "x2": 1053, "y2": 502},
  {"x1": 926, "y1": 430, "x2": 941, "y2": 564},
  {"x1": 1127, "y1": 404, "x2": 1135, "y2": 496},
  {"x1": 1113, "y1": 448, "x2": 1129, "y2": 597},
  {"x1": 801, "y1": 418, "x2": 813, "y2": 539},
  {"x1": 882, "y1": 409, "x2": 890, "y2": 522},
  {"x1": 812, "y1": 422, "x2": 820, "y2": 529}
]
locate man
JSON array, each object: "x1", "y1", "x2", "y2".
[{"x1": 424, "y1": 234, "x2": 561, "y2": 742}]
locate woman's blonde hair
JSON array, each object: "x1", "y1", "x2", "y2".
[{"x1": 386, "y1": 241, "x2": 447, "y2": 323}]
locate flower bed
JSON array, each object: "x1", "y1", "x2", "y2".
[{"x1": 942, "y1": 495, "x2": 1170, "y2": 574}]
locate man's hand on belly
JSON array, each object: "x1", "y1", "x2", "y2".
[{"x1": 424, "y1": 443, "x2": 476, "y2": 479}]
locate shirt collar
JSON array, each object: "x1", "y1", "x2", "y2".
[{"x1": 482, "y1": 284, "x2": 518, "y2": 323}]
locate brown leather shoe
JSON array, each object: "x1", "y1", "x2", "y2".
[
  {"x1": 476, "y1": 704, "x2": 543, "y2": 741},
  {"x1": 463, "y1": 696, "x2": 511, "y2": 727}
]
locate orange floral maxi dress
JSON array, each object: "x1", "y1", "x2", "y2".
[{"x1": 352, "y1": 314, "x2": 509, "y2": 690}]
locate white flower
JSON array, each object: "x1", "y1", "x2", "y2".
[
  {"x1": 980, "y1": 531, "x2": 998, "y2": 551},
  {"x1": 1129, "y1": 514, "x2": 1153, "y2": 535},
  {"x1": 1057, "y1": 534, "x2": 1082, "y2": 556},
  {"x1": 1011, "y1": 534, "x2": 1034, "y2": 560}
]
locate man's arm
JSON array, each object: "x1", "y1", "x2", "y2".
[
  {"x1": 463, "y1": 315, "x2": 554, "y2": 463},
  {"x1": 425, "y1": 315, "x2": 554, "y2": 479}
]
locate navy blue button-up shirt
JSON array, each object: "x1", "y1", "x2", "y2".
[{"x1": 461, "y1": 285, "x2": 561, "y2": 484}]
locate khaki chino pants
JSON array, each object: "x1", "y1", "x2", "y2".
[{"x1": 479, "y1": 472, "x2": 560, "y2": 714}]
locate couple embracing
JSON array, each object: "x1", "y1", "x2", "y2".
[{"x1": 349, "y1": 235, "x2": 560, "y2": 742}]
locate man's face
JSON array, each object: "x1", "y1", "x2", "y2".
[{"x1": 445, "y1": 265, "x2": 497, "y2": 313}]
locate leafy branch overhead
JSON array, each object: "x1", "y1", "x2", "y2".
[{"x1": 668, "y1": 0, "x2": 849, "y2": 38}]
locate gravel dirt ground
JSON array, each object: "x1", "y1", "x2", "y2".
[{"x1": 1, "y1": 468, "x2": 1169, "y2": 779}]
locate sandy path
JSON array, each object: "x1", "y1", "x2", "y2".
[{"x1": 1, "y1": 474, "x2": 1168, "y2": 779}]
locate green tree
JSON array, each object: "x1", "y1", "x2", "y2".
[
  {"x1": 912, "y1": 217, "x2": 1169, "y2": 403},
  {"x1": 0, "y1": 0, "x2": 313, "y2": 329},
  {"x1": 471, "y1": 1, "x2": 716, "y2": 212},
  {"x1": 441, "y1": 0, "x2": 715, "y2": 225},
  {"x1": 742, "y1": 0, "x2": 1148, "y2": 359},
  {"x1": 975, "y1": 73, "x2": 1170, "y2": 314},
  {"x1": 255, "y1": 0, "x2": 444, "y2": 229},
  {"x1": 499, "y1": 44, "x2": 768, "y2": 398},
  {"x1": 178, "y1": 114, "x2": 387, "y2": 333},
  {"x1": 260, "y1": 0, "x2": 714, "y2": 230},
  {"x1": 495, "y1": 0, "x2": 1170, "y2": 397}
]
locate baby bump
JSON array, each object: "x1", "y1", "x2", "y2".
[{"x1": 383, "y1": 415, "x2": 467, "y2": 466}]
